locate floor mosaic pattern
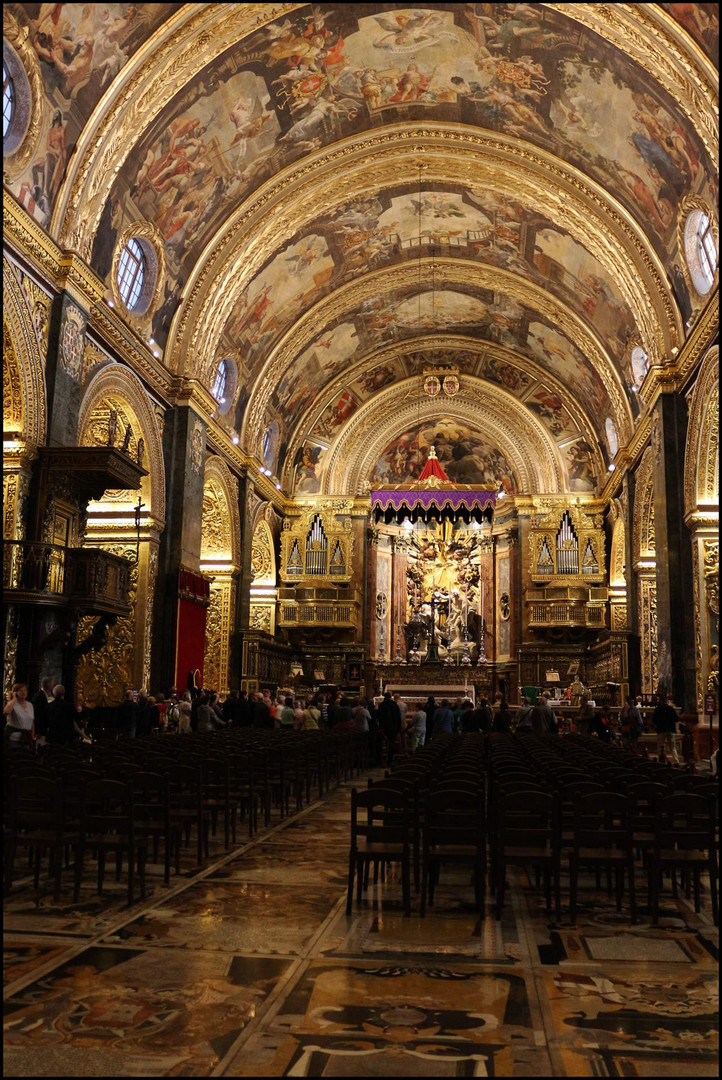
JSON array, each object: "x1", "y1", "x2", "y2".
[{"x1": 3, "y1": 771, "x2": 718, "y2": 1076}]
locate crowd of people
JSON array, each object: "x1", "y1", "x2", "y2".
[{"x1": 3, "y1": 678, "x2": 692, "y2": 767}]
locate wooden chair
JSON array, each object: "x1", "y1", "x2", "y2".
[
  {"x1": 569, "y1": 792, "x2": 636, "y2": 924},
  {"x1": 73, "y1": 779, "x2": 147, "y2": 906},
  {"x1": 4, "y1": 775, "x2": 75, "y2": 899},
  {"x1": 346, "y1": 787, "x2": 412, "y2": 916},
  {"x1": 492, "y1": 790, "x2": 561, "y2": 919},
  {"x1": 421, "y1": 789, "x2": 486, "y2": 917},
  {"x1": 648, "y1": 792, "x2": 718, "y2": 925}
]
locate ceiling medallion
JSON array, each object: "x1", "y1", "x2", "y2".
[
  {"x1": 443, "y1": 373, "x2": 460, "y2": 397},
  {"x1": 423, "y1": 375, "x2": 441, "y2": 397}
]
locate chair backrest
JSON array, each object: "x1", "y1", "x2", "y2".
[
  {"x1": 573, "y1": 792, "x2": 632, "y2": 850},
  {"x1": 424, "y1": 789, "x2": 484, "y2": 843},
  {"x1": 497, "y1": 789, "x2": 557, "y2": 842},
  {"x1": 655, "y1": 792, "x2": 715, "y2": 850},
  {"x1": 81, "y1": 779, "x2": 134, "y2": 836},
  {"x1": 350, "y1": 786, "x2": 411, "y2": 846},
  {"x1": 10, "y1": 774, "x2": 64, "y2": 832}
]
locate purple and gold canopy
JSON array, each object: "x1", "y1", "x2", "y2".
[
  {"x1": 372, "y1": 484, "x2": 496, "y2": 524},
  {"x1": 371, "y1": 447, "x2": 497, "y2": 523}
]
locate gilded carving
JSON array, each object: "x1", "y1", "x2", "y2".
[
  {"x1": 613, "y1": 605, "x2": 628, "y2": 631},
  {"x1": 251, "y1": 524, "x2": 274, "y2": 584},
  {"x1": 3, "y1": 258, "x2": 47, "y2": 447},
  {"x1": 2, "y1": 10, "x2": 44, "y2": 180},
  {"x1": 76, "y1": 543, "x2": 137, "y2": 706},
  {"x1": 203, "y1": 583, "x2": 223, "y2": 692},
  {"x1": 323, "y1": 382, "x2": 563, "y2": 498},
  {"x1": 639, "y1": 575, "x2": 659, "y2": 696},
  {"x1": 109, "y1": 220, "x2": 168, "y2": 329},
  {"x1": 684, "y1": 347, "x2": 719, "y2": 518},
  {"x1": 249, "y1": 604, "x2": 272, "y2": 633},
  {"x1": 703, "y1": 540, "x2": 719, "y2": 621},
  {"x1": 201, "y1": 479, "x2": 233, "y2": 560},
  {"x1": 633, "y1": 448, "x2": 656, "y2": 562},
  {"x1": 78, "y1": 365, "x2": 166, "y2": 526}
]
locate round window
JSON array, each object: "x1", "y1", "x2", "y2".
[
  {"x1": 605, "y1": 417, "x2": 618, "y2": 459},
  {"x1": 684, "y1": 210, "x2": 717, "y2": 296},
  {"x1": 630, "y1": 346, "x2": 649, "y2": 388},
  {"x1": 3, "y1": 62, "x2": 15, "y2": 141},
  {"x1": 117, "y1": 238, "x2": 146, "y2": 311},
  {"x1": 2, "y1": 40, "x2": 32, "y2": 158}
]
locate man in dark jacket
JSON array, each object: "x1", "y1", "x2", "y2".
[
  {"x1": 531, "y1": 693, "x2": 557, "y2": 735},
  {"x1": 117, "y1": 689, "x2": 138, "y2": 739},
  {"x1": 47, "y1": 685, "x2": 77, "y2": 746},
  {"x1": 31, "y1": 676, "x2": 54, "y2": 743},
  {"x1": 431, "y1": 699, "x2": 455, "y2": 738},
  {"x1": 652, "y1": 693, "x2": 680, "y2": 764},
  {"x1": 378, "y1": 692, "x2": 402, "y2": 766}
]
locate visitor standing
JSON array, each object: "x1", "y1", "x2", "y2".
[
  {"x1": 652, "y1": 693, "x2": 681, "y2": 764},
  {"x1": 4, "y1": 683, "x2": 35, "y2": 748},
  {"x1": 31, "y1": 676, "x2": 54, "y2": 745}
]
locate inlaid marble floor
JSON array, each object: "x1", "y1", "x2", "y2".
[{"x1": 3, "y1": 773, "x2": 718, "y2": 1077}]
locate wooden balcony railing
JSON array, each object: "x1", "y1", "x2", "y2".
[
  {"x1": 3, "y1": 541, "x2": 132, "y2": 617},
  {"x1": 528, "y1": 600, "x2": 606, "y2": 628}
]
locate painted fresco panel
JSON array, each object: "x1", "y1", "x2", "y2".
[
  {"x1": 660, "y1": 4, "x2": 719, "y2": 65},
  {"x1": 293, "y1": 441, "x2": 328, "y2": 496},
  {"x1": 371, "y1": 418, "x2": 518, "y2": 492},
  {"x1": 88, "y1": 2, "x2": 711, "y2": 350},
  {"x1": 561, "y1": 438, "x2": 597, "y2": 493},
  {"x1": 524, "y1": 385, "x2": 578, "y2": 440},
  {"x1": 7, "y1": 4, "x2": 181, "y2": 226}
]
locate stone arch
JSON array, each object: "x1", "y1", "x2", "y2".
[
  {"x1": 78, "y1": 365, "x2": 165, "y2": 526},
  {"x1": 200, "y1": 456, "x2": 240, "y2": 696},
  {"x1": 633, "y1": 447, "x2": 656, "y2": 563},
  {"x1": 2, "y1": 258, "x2": 46, "y2": 448},
  {"x1": 609, "y1": 501, "x2": 627, "y2": 587},
  {"x1": 201, "y1": 456, "x2": 241, "y2": 571},
  {"x1": 251, "y1": 519, "x2": 276, "y2": 588},
  {"x1": 319, "y1": 380, "x2": 566, "y2": 497},
  {"x1": 685, "y1": 346, "x2": 719, "y2": 517}
]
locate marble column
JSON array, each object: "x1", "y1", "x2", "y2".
[
  {"x1": 365, "y1": 526, "x2": 380, "y2": 659},
  {"x1": 651, "y1": 394, "x2": 697, "y2": 710},
  {"x1": 391, "y1": 535, "x2": 409, "y2": 661},
  {"x1": 150, "y1": 405, "x2": 207, "y2": 691}
]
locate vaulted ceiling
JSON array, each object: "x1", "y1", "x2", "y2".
[{"x1": 5, "y1": 2, "x2": 718, "y2": 496}]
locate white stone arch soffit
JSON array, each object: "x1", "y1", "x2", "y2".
[
  {"x1": 2, "y1": 258, "x2": 47, "y2": 447},
  {"x1": 78, "y1": 365, "x2": 165, "y2": 525},
  {"x1": 203, "y1": 454, "x2": 241, "y2": 569},
  {"x1": 320, "y1": 383, "x2": 565, "y2": 497},
  {"x1": 684, "y1": 345, "x2": 719, "y2": 516}
]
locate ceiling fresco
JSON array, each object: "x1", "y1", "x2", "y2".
[
  {"x1": 5, "y1": 3, "x2": 717, "y2": 498},
  {"x1": 5, "y1": 3, "x2": 182, "y2": 227},
  {"x1": 660, "y1": 3, "x2": 719, "y2": 65},
  {"x1": 82, "y1": 3, "x2": 713, "y2": 341}
]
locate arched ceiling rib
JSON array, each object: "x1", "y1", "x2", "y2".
[
  {"x1": 283, "y1": 335, "x2": 606, "y2": 472},
  {"x1": 5, "y1": 2, "x2": 718, "y2": 498},
  {"x1": 318, "y1": 381, "x2": 569, "y2": 496},
  {"x1": 171, "y1": 126, "x2": 680, "y2": 372},
  {"x1": 240, "y1": 256, "x2": 634, "y2": 449}
]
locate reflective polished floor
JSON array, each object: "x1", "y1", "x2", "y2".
[{"x1": 3, "y1": 772, "x2": 718, "y2": 1077}]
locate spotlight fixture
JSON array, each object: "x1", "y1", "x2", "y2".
[
  {"x1": 232, "y1": 436, "x2": 239, "y2": 445},
  {"x1": 608, "y1": 464, "x2": 616, "y2": 472}
]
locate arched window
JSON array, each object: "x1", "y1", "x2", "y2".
[
  {"x1": 211, "y1": 359, "x2": 228, "y2": 403},
  {"x1": 685, "y1": 210, "x2": 718, "y2": 295},
  {"x1": 3, "y1": 62, "x2": 14, "y2": 141},
  {"x1": 116, "y1": 238, "x2": 146, "y2": 311}
]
